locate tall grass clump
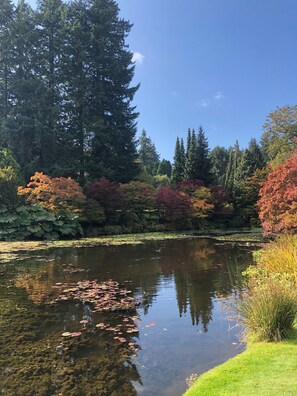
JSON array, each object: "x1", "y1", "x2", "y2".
[
  {"x1": 254, "y1": 234, "x2": 297, "y2": 283},
  {"x1": 238, "y1": 234, "x2": 297, "y2": 342}
]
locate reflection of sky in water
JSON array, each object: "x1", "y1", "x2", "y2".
[{"x1": 5, "y1": 238, "x2": 255, "y2": 396}]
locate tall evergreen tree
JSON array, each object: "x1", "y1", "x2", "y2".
[
  {"x1": 235, "y1": 138, "x2": 265, "y2": 183},
  {"x1": 2, "y1": 0, "x2": 43, "y2": 179},
  {"x1": 224, "y1": 141, "x2": 242, "y2": 195},
  {"x1": 194, "y1": 126, "x2": 212, "y2": 184},
  {"x1": 0, "y1": 0, "x2": 14, "y2": 126},
  {"x1": 210, "y1": 146, "x2": 229, "y2": 185},
  {"x1": 35, "y1": 0, "x2": 66, "y2": 175},
  {"x1": 172, "y1": 137, "x2": 185, "y2": 183},
  {"x1": 185, "y1": 129, "x2": 196, "y2": 180},
  {"x1": 86, "y1": 0, "x2": 139, "y2": 183},
  {"x1": 0, "y1": 0, "x2": 140, "y2": 183},
  {"x1": 137, "y1": 129, "x2": 160, "y2": 175}
]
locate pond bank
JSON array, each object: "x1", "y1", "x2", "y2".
[
  {"x1": 184, "y1": 326, "x2": 297, "y2": 396},
  {"x1": 0, "y1": 230, "x2": 264, "y2": 263}
]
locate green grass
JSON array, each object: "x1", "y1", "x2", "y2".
[{"x1": 184, "y1": 327, "x2": 297, "y2": 396}]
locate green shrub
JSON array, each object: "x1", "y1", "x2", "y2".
[{"x1": 0, "y1": 205, "x2": 82, "y2": 241}]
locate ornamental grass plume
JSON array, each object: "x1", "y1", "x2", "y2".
[{"x1": 238, "y1": 277, "x2": 297, "y2": 342}]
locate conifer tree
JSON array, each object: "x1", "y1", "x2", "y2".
[
  {"x1": 157, "y1": 159, "x2": 172, "y2": 177},
  {"x1": 172, "y1": 137, "x2": 185, "y2": 183},
  {"x1": 224, "y1": 141, "x2": 242, "y2": 195},
  {"x1": 210, "y1": 146, "x2": 229, "y2": 185},
  {"x1": 0, "y1": 0, "x2": 14, "y2": 125},
  {"x1": 235, "y1": 138, "x2": 265, "y2": 183},
  {"x1": 185, "y1": 129, "x2": 196, "y2": 180},
  {"x1": 138, "y1": 129, "x2": 160, "y2": 175},
  {"x1": 194, "y1": 126, "x2": 212, "y2": 184}
]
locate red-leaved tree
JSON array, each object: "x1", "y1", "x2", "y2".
[
  {"x1": 86, "y1": 177, "x2": 123, "y2": 224},
  {"x1": 258, "y1": 152, "x2": 297, "y2": 234},
  {"x1": 157, "y1": 187, "x2": 193, "y2": 229}
]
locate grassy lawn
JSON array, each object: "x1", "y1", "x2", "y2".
[{"x1": 184, "y1": 327, "x2": 297, "y2": 396}]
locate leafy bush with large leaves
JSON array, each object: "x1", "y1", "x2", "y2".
[{"x1": 0, "y1": 205, "x2": 82, "y2": 241}]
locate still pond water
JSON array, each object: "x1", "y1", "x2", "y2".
[{"x1": 0, "y1": 238, "x2": 255, "y2": 396}]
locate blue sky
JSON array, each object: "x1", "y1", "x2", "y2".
[{"x1": 22, "y1": 0, "x2": 297, "y2": 160}]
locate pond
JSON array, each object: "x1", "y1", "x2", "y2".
[{"x1": 0, "y1": 238, "x2": 255, "y2": 396}]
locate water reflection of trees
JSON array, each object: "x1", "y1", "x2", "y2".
[
  {"x1": 9, "y1": 239, "x2": 254, "y2": 394},
  {"x1": 159, "y1": 239, "x2": 253, "y2": 332},
  {"x1": 16, "y1": 240, "x2": 253, "y2": 334}
]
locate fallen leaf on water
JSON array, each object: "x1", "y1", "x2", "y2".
[{"x1": 61, "y1": 332, "x2": 71, "y2": 337}]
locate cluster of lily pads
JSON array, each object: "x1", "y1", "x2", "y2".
[
  {"x1": 59, "y1": 315, "x2": 140, "y2": 354},
  {"x1": 95, "y1": 316, "x2": 140, "y2": 350},
  {"x1": 52, "y1": 279, "x2": 137, "y2": 312},
  {"x1": 62, "y1": 265, "x2": 87, "y2": 274}
]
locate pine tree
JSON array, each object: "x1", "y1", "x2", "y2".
[
  {"x1": 86, "y1": 0, "x2": 139, "y2": 183},
  {"x1": 35, "y1": 0, "x2": 66, "y2": 175},
  {"x1": 0, "y1": 0, "x2": 14, "y2": 126},
  {"x1": 172, "y1": 137, "x2": 185, "y2": 183},
  {"x1": 185, "y1": 129, "x2": 196, "y2": 180},
  {"x1": 210, "y1": 146, "x2": 229, "y2": 185},
  {"x1": 138, "y1": 129, "x2": 160, "y2": 175},
  {"x1": 2, "y1": 0, "x2": 43, "y2": 179},
  {"x1": 224, "y1": 141, "x2": 242, "y2": 195},
  {"x1": 235, "y1": 138, "x2": 265, "y2": 183},
  {"x1": 0, "y1": 0, "x2": 140, "y2": 183},
  {"x1": 194, "y1": 126, "x2": 212, "y2": 184}
]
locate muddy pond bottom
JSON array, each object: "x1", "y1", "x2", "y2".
[{"x1": 0, "y1": 238, "x2": 255, "y2": 396}]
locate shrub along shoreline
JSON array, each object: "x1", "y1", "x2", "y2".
[{"x1": 185, "y1": 234, "x2": 297, "y2": 395}]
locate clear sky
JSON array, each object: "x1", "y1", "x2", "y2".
[{"x1": 20, "y1": 0, "x2": 297, "y2": 160}]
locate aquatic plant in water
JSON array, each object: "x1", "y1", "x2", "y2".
[{"x1": 52, "y1": 279, "x2": 138, "y2": 312}]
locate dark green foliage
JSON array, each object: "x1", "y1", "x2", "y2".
[
  {"x1": 210, "y1": 146, "x2": 229, "y2": 185},
  {"x1": 172, "y1": 137, "x2": 185, "y2": 183},
  {"x1": 0, "y1": 167, "x2": 20, "y2": 209},
  {"x1": 157, "y1": 159, "x2": 172, "y2": 177},
  {"x1": 79, "y1": 198, "x2": 106, "y2": 225},
  {"x1": 138, "y1": 129, "x2": 160, "y2": 175},
  {"x1": 175, "y1": 127, "x2": 212, "y2": 184},
  {"x1": 184, "y1": 129, "x2": 197, "y2": 180},
  {"x1": 235, "y1": 139, "x2": 265, "y2": 184},
  {"x1": 224, "y1": 141, "x2": 242, "y2": 195},
  {"x1": 194, "y1": 126, "x2": 212, "y2": 184},
  {"x1": 0, "y1": 148, "x2": 22, "y2": 208},
  {"x1": 0, "y1": 204, "x2": 82, "y2": 241},
  {"x1": 0, "y1": 0, "x2": 139, "y2": 183}
]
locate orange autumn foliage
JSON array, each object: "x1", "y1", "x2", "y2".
[
  {"x1": 258, "y1": 152, "x2": 297, "y2": 234},
  {"x1": 18, "y1": 172, "x2": 86, "y2": 212}
]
